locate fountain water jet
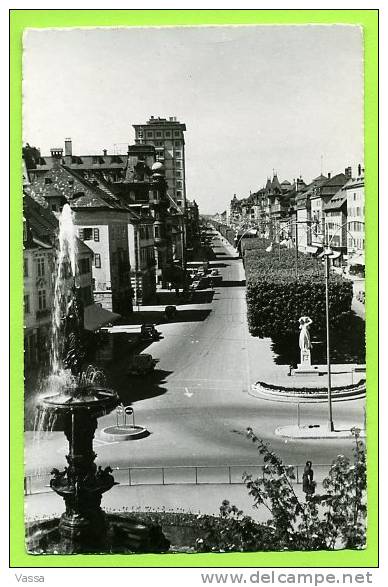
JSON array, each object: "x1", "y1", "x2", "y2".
[{"x1": 27, "y1": 204, "x2": 169, "y2": 554}]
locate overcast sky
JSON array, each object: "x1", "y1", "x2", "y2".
[{"x1": 23, "y1": 25, "x2": 363, "y2": 214}]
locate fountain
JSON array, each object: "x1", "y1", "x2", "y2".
[{"x1": 26, "y1": 204, "x2": 169, "y2": 554}]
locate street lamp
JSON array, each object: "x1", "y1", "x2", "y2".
[{"x1": 323, "y1": 244, "x2": 334, "y2": 432}]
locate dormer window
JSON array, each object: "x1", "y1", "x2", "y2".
[{"x1": 44, "y1": 177, "x2": 52, "y2": 185}]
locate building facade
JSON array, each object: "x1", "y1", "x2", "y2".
[
  {"x1": 133, "y1": 116, "x2": 187, "y2": 210},
  {"x1": 23, "y1": 193, "x2": 94, "y2": 369},
  {"x1": 342, "y1": 166, "x2": 365, "y2": 266},
  {"x1": 28, "y1": 157, "x2": 133, "y2": 314}
]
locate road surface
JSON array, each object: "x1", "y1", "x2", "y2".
[{"x1": 25, "y1": 236, "x2": 365, "y2": 475}]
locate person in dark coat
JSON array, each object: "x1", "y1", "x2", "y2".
[{"x1": 302, "y1": 460, "x2": 315, "y2": 499}]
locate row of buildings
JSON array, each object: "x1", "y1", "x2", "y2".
[
  {"x1": 215, "y1": 165, "x2": 365, "y2": 267},
  {"x1": 23, "y1": 116, "x2": 201, "y2": 368}
]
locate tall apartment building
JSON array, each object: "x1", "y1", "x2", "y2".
[{"x1": 133, "y1": 116, "x2": 187, "y2": 210}]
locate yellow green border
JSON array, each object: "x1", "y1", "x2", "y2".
[{"x1": 10, "y1": 9, "x2": 378, "y2": 568}]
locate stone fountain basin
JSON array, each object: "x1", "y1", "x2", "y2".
[
  {"x1": 40, "y1": 387, "x2": 119, "y2": 413},
  {"x1": 37, "y1": 387, "x2": 119, "y2": 430}
]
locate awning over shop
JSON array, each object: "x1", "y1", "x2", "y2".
[
  {"x1": 317, "y1": 250, "x2": 342, "y2": 259},
  {"x1": 329, "y1": 251, "x2": 341, "y2": 260},
  {"x1": 83, "y1": 303, "x2": 120, "y2": 332},
  {"x1": 349, "y1": 253, "x2": 365, "y2": 266}
]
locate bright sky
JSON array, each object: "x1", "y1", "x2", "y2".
[{"x1": 23, "y1": 25, "x2": 363, "y2": 214}]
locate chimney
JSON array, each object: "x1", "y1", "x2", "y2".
[
  {"x1": 64, "y1": 138, "x2": 72, "y2": 157},
  {"x1": 358, "y1": 163, "x2": 362, "y2": 177},
  {"x1": 328, "y1": 172, "x2": 331, "y2": 179},
  {"x1": 50, "y1": 147, "x2": 63, "y2": 168},
  {"x1": 345, "y1": 166, "x2": 352, "y2": 179},
  {"x1": 64, "y1": 138, "x2": 72, "y2": 165},
  {"x1": 103, "y1": 149, "x2": 107, "y2": 157}
]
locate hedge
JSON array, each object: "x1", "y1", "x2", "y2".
[{"x1": 245, "y1": 249, "x2": 353, "y2": 338}]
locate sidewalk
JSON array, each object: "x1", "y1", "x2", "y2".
[
  {"x1": 276, "y1": 423, "x2": 366, "y2": 440},
  {"x1": 24, "y1": 482, "x2": 320, "y2": 524}
]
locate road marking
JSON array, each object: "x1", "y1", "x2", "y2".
[{"x1": 184, "y1": 387, "x2": 194, "y2": 398}]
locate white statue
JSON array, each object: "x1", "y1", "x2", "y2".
[{"x1": 299, "y1": 316, "x2": 312, "y2": 352}]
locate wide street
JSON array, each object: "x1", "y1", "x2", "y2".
[{"x1": 25, "y1": 235, "x2": 365, "y2": 476}]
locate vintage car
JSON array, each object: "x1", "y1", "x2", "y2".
[
  {"x1": 140, "y1": 323, "x2": 161, "y2": 341},
  {"x1": 128, "y1": 353, "x2": 159, "y2": 376},
  {"x1": 164, "y1": 305, "x2": 178, "y2": 320}
]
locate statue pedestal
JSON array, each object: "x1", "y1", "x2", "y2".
[{"x1": 294, "y1": 350, "x2": 321, "y2": 377}]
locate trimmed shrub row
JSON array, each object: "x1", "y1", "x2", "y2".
[{"x1": 245, "y1": 249, "x2": 353, "y2": 338}]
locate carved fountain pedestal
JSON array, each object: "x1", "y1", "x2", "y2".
[
  {"x1": 44, "y1": 387, "x2": 118, "y2": 548},
  {"x1": 27, "y1": 386, "x2": 170, "y2": 554}
]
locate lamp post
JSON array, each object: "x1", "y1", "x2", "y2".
[{"x1": 323, "y1": 245, "x2": 334, "y2": 432}]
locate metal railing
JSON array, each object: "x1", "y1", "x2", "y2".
[{"x1": 24, "y1": 463, "x2": 333, "y2": 496}]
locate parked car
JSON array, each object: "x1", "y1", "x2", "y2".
[
  {"x1": 164, "y1": 305, "x2": 178, "y2": 320},
  {"x1": 128, "y1": 353, "x2": 159, "y2": 376},
  {"x1": 140, "y1": 323, "x2": 161, "y2": 342}
]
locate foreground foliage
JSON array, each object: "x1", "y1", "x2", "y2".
[{"x1": 196, "y1": 427, "x2": 366, "y2": 552}]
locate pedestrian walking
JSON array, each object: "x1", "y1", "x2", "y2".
[{"x1": 302, "y1": 460, "x2": 315, "y2": 500}]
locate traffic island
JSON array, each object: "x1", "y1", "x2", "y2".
[
  {"x1": 249, "y1": 364, "x2": 365, "y2": 404},
  {"x1": 275, "y1": 424, "x2": 366, "y2": 440},
  {"x1": 100, "y1": 425, "x2": 150, "y2": 442}
]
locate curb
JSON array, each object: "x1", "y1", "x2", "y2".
[
  {"x1": 275, "y1": 425, "x2": 366, "y2": 440},
  {"x1": 100, "y1": 425, "x2": 150, "y2": 442},
  {"x1": 250, "y1": 382, "x2": 366, "y2": 403}
]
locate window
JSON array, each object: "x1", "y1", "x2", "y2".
[
  {"x1": 176, "y1": 181, "x2": 182, "y2": 188},
  {"x1": 155, "y1": 141, "x2": 163, "y2": 147},
  {"x1": 79, "y1": 228, "x2": 93, "y2": 240},
  {"x1": 154, "y1": 225, "x2": 160, "y2": 239},
  {"x1": 38, "y1": 290, "x2": 47, "y2": 310},
  {"x1": 174, "y1": 141, "x2": 181, "y2": 147},
  {"x1": 176, "y1": 190, "x2": 182, "y2": 198},
  {"x1": 138, "y1": 129, "x2": 144, "y2": 138},
  {"x1": 44, "y1": 177, "x2": 52, "y2": 185},
  {"x1": 175, "y1": 161, "x2": 182, "y2": 168},
  {"x1": 156, "y1": 131, "x2": 162, "y2": 138},
  {"x1": 175, "y1": 151, "x2": 182, "y2": 158},
  {"x1": 165, "y1": 131, "x2": 171, "y2": 138},
  {"x1": 176, "y1": 170, "x2": 182, "y2": 178},
  {"x1": 93, "y1": 228, "x2": 100, "y2": 242},
  {"x1": 37, "y1": 257, "x2": 45, "y2": 277},
  {"x1": 174, "y1": 131, "x2": 181, "y2": 138},
  {"x1": 24, "y1": 257, "x2": 28, "y2": 277},
  {"x1": 94, "y1": 253, "x2": 101, "y2": 268},
  {"x1": 146, "y1": 131, "x2": 153, "y2": 138},
  {"x1": 24, "y1": 294, "x2": 30, "y2": 314}
]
